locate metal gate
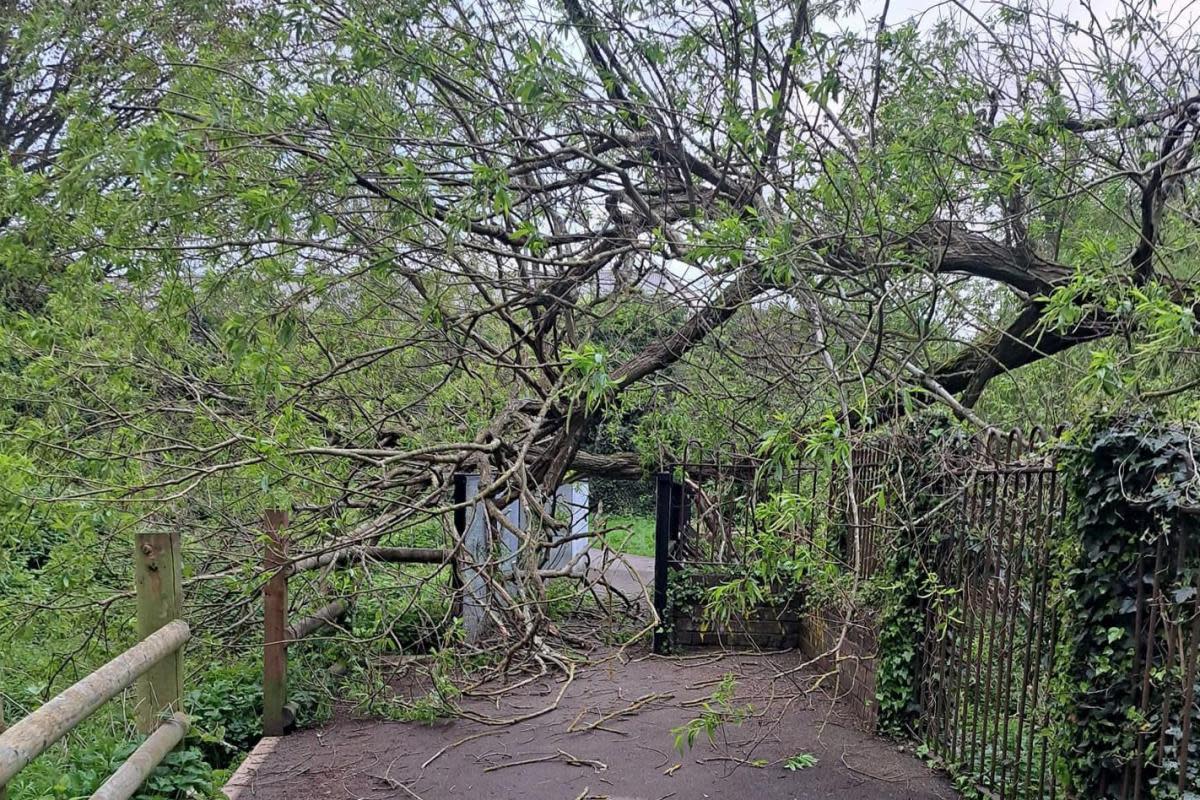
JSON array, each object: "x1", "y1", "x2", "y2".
[{"x1": 650, "y1": 443, "x2": 824, "y2": 653}]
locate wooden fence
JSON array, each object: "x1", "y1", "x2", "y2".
[
  {"x1": 0, "y1": 506, "x2": 458, "y2": 796},
  {"x1": 0, "y1": 532, "x2": 190, "y2": 800},
  {"x1": 258, "y1": 509, "x2": 453, "y2": 736}
]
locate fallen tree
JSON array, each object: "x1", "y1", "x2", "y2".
[{"x1": 3, "y1": 0, "x2": 1199, "y2": 658}]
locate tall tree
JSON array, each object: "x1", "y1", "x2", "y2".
[{"x1": 5, "y1": 0, "x2": 1199, "y2": 643}]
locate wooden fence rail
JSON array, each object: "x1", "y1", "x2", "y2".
[
  {"x1": 289, "y1": 545, "x2": 447, "y2": 574},
  {"x1": 0, "y1": 532, "x2": 189, "y2": 800},
  {"x1": 91, "y1": 712, "x2": 190, "y2": 800},
  {"x1": 0, "y1": 511, "x2": 458, "y2": 795},
  {"x1": 259, "y1": 508, "x2": 454, "y2": 737}
]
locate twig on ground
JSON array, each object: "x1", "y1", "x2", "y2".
[
  {"x1": 568, "y1": 691, "x2": 674, "y2": 732},
  {"x1": 695, "y1": 755, "x2": 766, "y2": 767},
  {"x1": 422, "y1": 665, "x2": 576, "y2": 768},
  {"x1": 483, "y1": 749, "x2": 607, "y2": 773},
  {"x1": 841, "y1": 749, "x2": 907, "y2": 783}
]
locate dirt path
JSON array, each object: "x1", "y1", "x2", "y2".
[{"x1": 224, "y1": 644, "x2": 956, "y2": 800}]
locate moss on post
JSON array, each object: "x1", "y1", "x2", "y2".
[{"x1": 134, "y1": 530, "x2": 184, "y2": 734}]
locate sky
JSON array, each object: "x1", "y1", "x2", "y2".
[{"x1": 866, "y1": 0, "x2": 1190, "y2": 28}]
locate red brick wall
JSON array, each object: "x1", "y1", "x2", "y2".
[
  {"x1": 671, "y1": 606, "x2": 801, "y2": 650},
  {"x1": 798, "y1": 606, "x2": 879, "y2": 730}
]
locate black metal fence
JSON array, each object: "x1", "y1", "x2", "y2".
[
  {"x1": 915, "y1": 430, "x2": 1066, "y2": 799},
  {"x1": 650, "y1": 441, "x2": 823, "y2": 653},
  {"x1": 653, "y1": 442, "x2": 831, "y2": 565},
  {"x1": 653, "y1": 425, "x2": 1200, "y2": 799},
  {"x1": 843, "y1": 426, "x2": 1200, "y2": 800},
  {"x1": 1117, "y1": 529, "x2": 1200, "y2": 797},
  {"x1": 843, "y1": 438, "x2": 891, "y2": 579}
]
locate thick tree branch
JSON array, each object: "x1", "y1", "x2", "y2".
[{"x1": 613, "y1": 267, "x2": 777, "y2": 388}]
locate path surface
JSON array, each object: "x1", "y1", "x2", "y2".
[
  {"x1": 582, "y1": 549, "x2": 655, "y2": 599},
  {"x1": 224, "y1": 553, "x2": 955, "y2": 799},
  {"x1": 226, "y1": 651, "x2": 953, "y2": 799}
]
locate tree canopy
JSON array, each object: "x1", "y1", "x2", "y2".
[{"x1": 2, "y1": 0, "x2": 1200, "y2": 664}]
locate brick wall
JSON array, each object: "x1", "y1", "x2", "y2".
[
  {"x1": 671, "y1": 605, "x2": 802, "y2": 649},
  {"x1": 669, "y1": 573, "x2": 803, "y2": 650},
  {"x1": 798, "y1": 605, "x2": 879, "y2": 730}
]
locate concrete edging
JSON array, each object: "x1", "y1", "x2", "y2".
[{"x1": 221, "y1": 736, "x2": 282, "y2": 800}]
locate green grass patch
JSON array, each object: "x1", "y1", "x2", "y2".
[{"x1": 597, "y1": 513, "x2": 655, "y2": 557}]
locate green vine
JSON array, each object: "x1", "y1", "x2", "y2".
[
  {"x1": 871, "y1": 416, "x2": 960, "y2": 736},
  {"x1": 874, "y1": 556, "x2": 924, "y2": 735},
  {"x1": 1051, "y1": 417, "x2": 1200, "y2": 798}
]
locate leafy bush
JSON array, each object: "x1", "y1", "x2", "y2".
[{"x1": 184, "y1": 662, "x2": 266, "y2": 764}]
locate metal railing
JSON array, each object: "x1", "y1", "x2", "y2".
[
  {"x1": 916, "y1": 431, "x2": 1066, "y2": 799},
  {"x1": 836, "y1": 426, "x2": 1200, "y2": 799},
  {"x1": 651, "y1": 443, "x2": 827, "y2": 653}
]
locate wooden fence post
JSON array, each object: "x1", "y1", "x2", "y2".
[
  {"x1": 262, "y1": 509, "x2": 289, "y2": 737},
  {"x1": 134, "y1": 530, "x2": 184, "y2": 734}
]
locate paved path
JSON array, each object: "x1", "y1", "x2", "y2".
[
  {"x1": 224, "y1": 552, "x2": 955, "y2": 799},
  {"x1": 225, "y1": 644, "x2": 955, "y2": 800},
  {"x1": 583, "y1": 549, "x2": 654, "y2": 600}
]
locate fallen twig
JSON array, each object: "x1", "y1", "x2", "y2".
[
  {"x1": 483, "y1": 749, "x2": 607, "y2": 773},
  {"x1": 569, "y1": 691, "x2": 674, "y2": 732},
  {"x1": 422, "y1": 664, "x2": 576, "y2": 768}
]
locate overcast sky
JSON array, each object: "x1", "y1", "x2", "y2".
[{"x1": 858, "y1": 0, "x2": 1195, "y2": 29}]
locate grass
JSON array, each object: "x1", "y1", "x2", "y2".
[{"x1": 597, "y1": 513, "x2": 655, "y2": 557}]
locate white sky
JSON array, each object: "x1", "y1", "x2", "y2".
[{"x1": 857, "y1": 0, "x2": 1191, "y2": 29}]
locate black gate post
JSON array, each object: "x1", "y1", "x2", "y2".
[
  {"x1": 653, "y1": 471, "x2": 674, "y2": 654},
  {"x1": 450, "y1": 473, "x2": 467, "y2": 619}
]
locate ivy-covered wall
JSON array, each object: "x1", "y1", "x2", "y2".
[
  {"x1": 1052, "y1": 420, "x2": 1200, "y2": 798},
  {"x1": 867, "y1": 415, "x2": 1200, "y2": 800}
]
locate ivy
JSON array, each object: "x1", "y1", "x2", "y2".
[
  {"x1": 875, "y1": 555, "x2": 923, "y2": 735},
  {"x1": 1050, "y1": 417, "x2": 1200, "y2": 798},
  {"x1": 871, "y1": 415, "x2": 960, "y2": 737}
]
